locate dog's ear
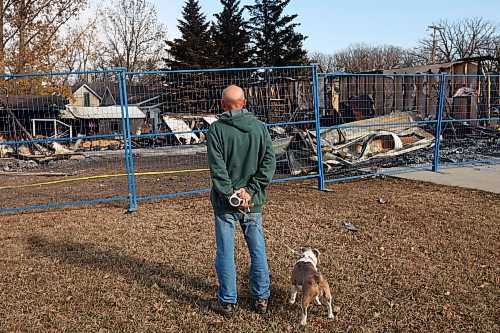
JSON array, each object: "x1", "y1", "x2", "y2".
[{"x1": 312, "y1": 248, "x2": 320, "y2": 258}]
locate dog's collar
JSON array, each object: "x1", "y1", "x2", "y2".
[
  {"x1": 298, "y1": 254, "x2": 317, "y2": 269},
  {"x1": 300, "y1": 253, "x2": 315, "y2": 261}
]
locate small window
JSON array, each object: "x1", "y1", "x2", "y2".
[
  {"x1": 110, "y1": 120, "x2": 120, "y2": 132},
  {"x1": 83, "y1": 92, "x2": 90, "y2": 107}
]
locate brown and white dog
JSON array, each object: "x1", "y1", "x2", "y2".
[{"x1": 289, "y1": 247, "x2": 334, "y2": 326}]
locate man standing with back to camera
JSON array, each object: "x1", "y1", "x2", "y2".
[{"x1": 207, "y1": 85, "x2": 276, "y2": 318}]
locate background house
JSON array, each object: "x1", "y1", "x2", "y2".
[
  {"x1": 62, "y1": 82, "x2": 167, "y2": 135},
  {"x1": 61, "y1": 83, "x2": 147, "y2": 135}
]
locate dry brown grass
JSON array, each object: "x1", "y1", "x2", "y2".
[{"x1": 0, "y1": 178, "x2": 498, "y2": 333}]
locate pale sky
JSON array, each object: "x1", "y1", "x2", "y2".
[{"x1": 151, "y1": 0, "x2": 500, "y2": 54}]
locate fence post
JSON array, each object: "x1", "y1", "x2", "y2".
[
  {"x1": 311, "y1": 64, "x2": 325, "y2": 190},
  {"x1": 116, "y1": 68, "x2": 138, "y2": 211},
  {"x1": 433, "y1": 73, "x2": 446, "y2": 172}
]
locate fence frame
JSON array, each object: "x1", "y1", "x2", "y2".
[
  {"x1": 316, "y1": 71, "x2": 500, "y2": 190},
  {"x1": 121, "y1": 64, "x2": 323, "y2": 204},
  {"x1": 0, "y1": 68, "x2": 135, "y2": 213},
  {"x1": 0, "y1": 67, "x2": 499, "y2": 213}
]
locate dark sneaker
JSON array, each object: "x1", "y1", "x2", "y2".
[
  {"x1": 209, "y1": 298, "x2": 236, "y2": 319},
  {"x1": 254, "y1": 298, "x2": 268, "y2": 314}
]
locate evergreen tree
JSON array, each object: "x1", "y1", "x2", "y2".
[
  {"x1": 164, "y1": 0, "x2": 214, "y2": 69},
  {"x1": 206, "y1": 22, "x2": 220, "y2": 67},
  {"x1": 213, "y1": 0, "x2": 251, "y2": 68},
  {"x1": 247, "y1": 0, "x2": 308, "y2": 66}
]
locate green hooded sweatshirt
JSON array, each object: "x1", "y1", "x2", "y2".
[{"x1": 207, "y1": 109, "x2": 276, "y2": 215}]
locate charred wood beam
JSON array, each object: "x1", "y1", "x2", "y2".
[{"x1": 5, "y1": 108, "x2": 48, "y2": 156}]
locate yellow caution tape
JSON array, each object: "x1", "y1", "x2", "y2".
[{"x1": 0, "y1": 168, "x2": 210, "y2": 190}]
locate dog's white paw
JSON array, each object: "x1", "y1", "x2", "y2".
[
  {"x1": 328, "y1": 312, "x2": 334, "y2": 319},
  {"x1": 288, "y1": 298, "x2": 296, "y2": 305},
  {"x1": 300, "y1": 313, "x2": 307, "y2": 326}
]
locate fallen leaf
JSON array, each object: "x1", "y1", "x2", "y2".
[
  {"x1": 442, "y1": 303, "x2": 452, "y2": 316},
  {"x1": 344, "y1": 221, "x2": 359, "y2": 232}
]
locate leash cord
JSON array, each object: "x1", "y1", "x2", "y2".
[
  {"x1": 237, "y1": 208, "x2": 298, "y2": 255},
  {"x1": 263, "y1": 226, "x2": 299, "y2": 255}
]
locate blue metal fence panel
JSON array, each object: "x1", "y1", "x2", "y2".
[
  {"x1": 0, "y1": 69, "x2": 133, "y2": 213},
  {"x1": 122, "y1": 65, "x2": 319, "y2": 202},
  {"x1": 317, "y1": 73, "x2": 445, "y2": 184},
  {"x1": 436, "y1": 74, "x2": 500, "y2": 167},
  {"x1": 316, "y1": 72, "x2": 499, "y2": 185},
  {"x1": 0, "y1": 68, "x2": 498, "y2": 213}
]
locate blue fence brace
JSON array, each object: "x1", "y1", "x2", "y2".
[
  {"x1": 311, "y1": 64, "x2": 325, "y2": 190},
  {"x1": 119, "y1": 71, "x2": 138, "y2": 211},
  {"x1": 433, "y1": 72, "x2": 447, "y2": 172},
  {"x1": 116, "y1": 67, "x2": 137, "y2": 211}
]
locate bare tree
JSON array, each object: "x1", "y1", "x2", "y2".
[
  {"x1": 309, "y1": 51, "x2": 336, "y2": 72},
  {"x1": 417, "y1": 17, "x2": 499, "y2": 64},
  {"x1": 48, "y1": 19, "x2": 110, "y2": 84},
  {"x1": 321, "y1": 44, "x2": 421, "y2": 73},
  {"x1": 101, "y1": 0, "x2": 167, "y2": 72},
  {"x1": 0, "y1": 0, "x2": 89, "y2": 74},
  {"x1": 488, "y1": 35, "x2": 500, "y2": 72}
]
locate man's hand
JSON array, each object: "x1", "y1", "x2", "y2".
[
  {"x1": 234, "y1": 188, "x2": 250, "y2": 201},
  {"x1": 234, "y1": 188, "x2": 254, "y2": 210}
]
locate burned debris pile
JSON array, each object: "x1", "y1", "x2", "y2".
[
  {"x1": 274, "y1": 109, "x2": 499, "y2": 177},
  {"x1": 0, "y1": 110, "x2": 85, "y2": 164},
  {"x1": 273, "y1": 111, "x2": 435, "y2": 176}
]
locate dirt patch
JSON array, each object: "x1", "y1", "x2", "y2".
[{"x1": 0, "y1": 178, "x2": 498, "y2": 333}]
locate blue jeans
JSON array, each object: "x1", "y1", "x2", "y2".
[{"x1": 214, "y1": 212, "x2": 270, "y2": 305}]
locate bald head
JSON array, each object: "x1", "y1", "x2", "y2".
[{"x1": 221, "y1": 85, "x2": 246, "y2": 111}]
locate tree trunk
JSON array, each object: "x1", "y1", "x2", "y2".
[
  {"x1": 0, "y1": 0, "x2": 4, "y2": 73},
  {"x1": 17, "y1": 0, "x2": 27, "y2": 73}
]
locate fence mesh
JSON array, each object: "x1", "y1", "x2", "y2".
[
  {"x1": 317, "y1": 74, "x2": 443, "y2": 182},
  {"x1": 0, "y1": 67, "x2": 498, "y2": 213},
  {"x1": 437, "y1": 74, "x2": 500, "y2": 166},
  {"x1": 124, "y1": 67, "x2": 318, "y2": 201},
  {"x1": 0, "y1": 71, "x2": 131, "y2": 211}
]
